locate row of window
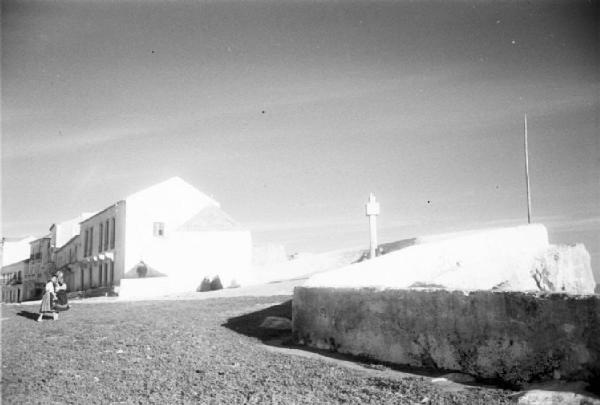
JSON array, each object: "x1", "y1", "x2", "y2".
[
  {"x1": 1, "y1": 272, "x2": 22, "y2": 284},
  {"x1": 83, "y1": 217, "x2": 116, "y2": 257},
  {"x1": 80, "y1": 261, "x2": 114, "y2": 290}
]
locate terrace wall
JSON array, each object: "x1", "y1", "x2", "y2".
[{"x1": 292, "y1": 287, "x2": 600, "y2": 386}]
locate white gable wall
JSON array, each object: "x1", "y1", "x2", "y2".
[
  {"x1": 123, "y1": 177, "x2": 218, "y2": 275},
  {"x1": 52, "y1": 213, "x2": 95, "y2": 248},
  {"x1": 127, "y1": 230, "x2": 252, "y2": 291},
  {"x1": 122, "y1": 177, "x2": 252, "y2": 295}
]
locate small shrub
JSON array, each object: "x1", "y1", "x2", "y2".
[
  {"x1": 136, "y1": 262, "x2": 148, "y2": 278},
  {"x1": 210, "y1": 276, "x2": 223, "y2": 291},
  {"x1": 197, "y1": 277, "x2": 212, "y2": 292}
]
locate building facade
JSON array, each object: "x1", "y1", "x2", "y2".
[
  {"x1": 117, "y1": 177, "x2": 252, "y2": 298},
  {"x1": 2, "y1": 237, "x2": 33, "y2": 302},
  {"x1": 54, "y1": 235, "x2": 83, "y2": 292},
  {"x1": 1, "y1": 259, "x2": 25, "y2": 285},
  {"x1": 25, "y1": 237, "x2": 53, "y2": 296},
  {"x1": 0, "y1": 260, "x2": 27, "y2": 302},
  {"x1": 79, "y1": 201, "x2": 126, "y2": 292},
  {"x1": 1, "y1": 177, "x2": 252, "y2": 300}
]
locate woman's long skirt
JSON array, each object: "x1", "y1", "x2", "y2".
[
  {"x1": 39, "y1": 292, "x2": 54, "y2": 313},
  {"x1": 55, "y1": 290, "x2": 69, "y2": 311}
]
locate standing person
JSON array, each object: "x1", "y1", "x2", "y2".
[
  {"x1": 55, "y1": 271, "x2": 70, "y2": 311},
  {"x1": 37, "y1": 275, "x2": 58, "y2": 322}
]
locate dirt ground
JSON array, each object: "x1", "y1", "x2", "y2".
[{"x1": 1, "y1": 295, "x2": 513, "y2": 404}]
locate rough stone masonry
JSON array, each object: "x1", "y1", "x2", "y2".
[{"x1": 292, "y1": 287, "x2": 600, "y2": 386}]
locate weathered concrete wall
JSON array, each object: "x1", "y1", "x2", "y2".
[{"x1": 293, "y1": 287, "x2": 600, "y2": 386}]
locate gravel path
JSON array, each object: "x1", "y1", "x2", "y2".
[{"x1": 2, "y1": 295, "x2": 512, "y2": 404}]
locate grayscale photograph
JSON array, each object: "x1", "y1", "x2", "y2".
[{"x1": 1, "y1": 0, "x2": 599, "y2": 403}]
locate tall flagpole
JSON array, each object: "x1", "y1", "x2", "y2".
[{"x1": 524, "y1": 114, "x2": 532, "y2": 224}]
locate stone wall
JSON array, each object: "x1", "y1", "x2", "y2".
[{"x1": 292, "y1": 287, "x2": 600, "y2": 386}]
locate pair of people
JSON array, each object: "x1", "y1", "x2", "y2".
[{"x1": 37, "y1": 271, "x2": 69, "y2": 322}]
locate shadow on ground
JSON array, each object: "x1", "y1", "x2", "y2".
[
  {"x1": 224, "y1": 301, "x2": 600, "y2": 399},
  {"x1": 224, "y1": 300, "x2": 294, "y2": 342},
  {"x1": 223, "y1": 300, "x2": 459, "y2": 382},
  {"x1": 16, "y1": 311, "x2": 40, "y2": 321}
]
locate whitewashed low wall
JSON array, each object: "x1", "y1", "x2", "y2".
[
  {"x1": 117, "y1": 277, "x2": 195, "y2": 300},
  {"x1": 249, "y1": 249, "x2": 364, "y2": 285},
  {"x1": 304, "y1": 224, "x2": 594, "y2": 294}
]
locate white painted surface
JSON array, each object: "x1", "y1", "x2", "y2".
[
  {"x1": 118, "y1": 277, "x2": 186, "y2": 299},
  {"x1": 124, "y1": 177, "x2": 218, "y2": 274},
  {"x1": 305, "y1": 224, "x2": 553, "y2": 291},
  {"x1": 126, "y1": 230, "x2": 252, "y2": 287},
  {"x1": 119, "y1": 177, "x2": 253, "y2": 297},
  {"x1": 252, "y1": 244, "x2": 287, "y2": 267},
  {"x1": 1, "y1": 236, "x2": 35, "y2": 267},
  {"x1": 53, "y1": 213, "x2": 95, "y2": 248},
  {"x1": 250, "y1": 248, "x2": 363, "y2": 285},
  {"x1": 531, "y1": 244, "x2": 595, "y2": 294}
]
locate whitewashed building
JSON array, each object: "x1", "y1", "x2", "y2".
[
  {"x1": 2, "y1": 177, "x2": 251, "y2": 300},
  {"x1": 49, "y1": 213, "x2": 95, "y2": 250},
  {"x1": 0, "y1": 237, "x2": 31, "y2": 302},
  {"x1": 76, "y1": 177, "x2": 252, "y2": 298},
  {"x1": 54, "y1": 234, "x2": 84, "y2": 292},
  {"x1": 2, "y1": 237, "x2": 33, "y2": 302},
  {"x1": 26, "y1": 236, "x2": 53, "y2": 285},
  {"x1": 1, "y1": 236, "x2": 52, "y2": 302},
  {"x1": 1, "y1": 236, "x2": 34, "y2": 283}
]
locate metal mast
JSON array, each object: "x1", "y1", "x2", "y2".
[{"x1": 524, "y1": 114, "x2": 532, "y2": 224}]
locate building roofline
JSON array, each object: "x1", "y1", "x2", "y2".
[
  {"x1": 50, "y1": 212, "x2": 99, "y2": 231},
  {"x1": 29, "y1": 236, "x2": 51, "y2": 244},
  {"x1": 54, "y1": 234, "x2": 80, "y2": 253},
  {"x1": 1, "y1": 258, "x2": 29, "y2": 270},
  {"x1": 80, "y1": 201, "x2": 125, "y2": 225}
]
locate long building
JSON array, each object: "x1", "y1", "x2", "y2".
[{"x1": 1, "y1": 177, "x2": 252, "y2": 301}]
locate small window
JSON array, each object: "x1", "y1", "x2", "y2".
[
  {"x1": 104, "y1": 219, "x2": 109, "y2": 251},
  {"x1": 153, "y1": 222, "x2": 165, "y2": 237},
  {"x1": 89, "y1": 227, "x2": 94, "y2": 256},
  {"x1": 110, "y1": 217, "x2": 116, "y2": 249},
  {"x1": 83, "y1": 230, "x2": 88, "y2": 257},
  {"x1": 99, "y1": 223, "x2": 104, "y2": 252}
]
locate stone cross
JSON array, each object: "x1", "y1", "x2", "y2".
[{"x1": 365, "y1": 193, "x2": 380, "y2": 259}]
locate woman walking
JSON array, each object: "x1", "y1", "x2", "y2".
[{"x1": 37, "y1": 274, "x2": 58, "y2": 322}]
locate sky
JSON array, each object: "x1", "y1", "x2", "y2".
[{"x1": 2, "y1": 0, "x2": 599, "y2": 278}]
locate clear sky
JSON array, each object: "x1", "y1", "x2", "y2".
[{"x1": 2, "y1": 0, "x2": 598, "y2": 278}]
